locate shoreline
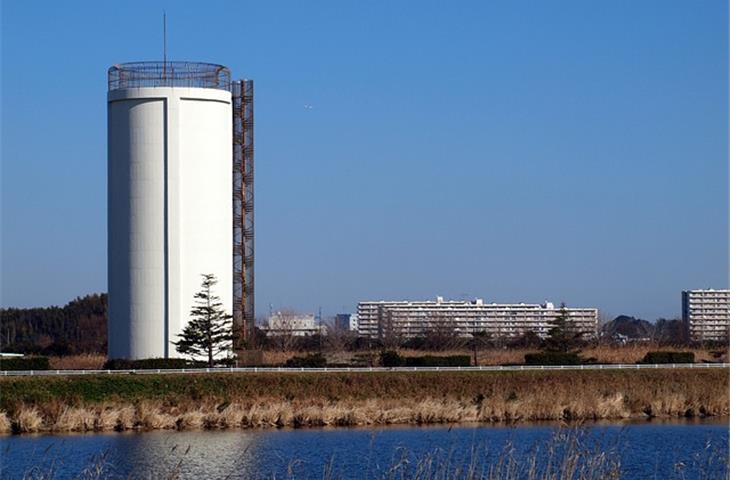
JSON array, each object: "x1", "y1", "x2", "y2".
[
  {"x1": 2, "y1": 369, "x2": 727, "y2": 435},
  {"x1": 2, "y1": 415, "x2": 728, "y2": 438}
]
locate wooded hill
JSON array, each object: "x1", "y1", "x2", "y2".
[{"x1": 1, "y1": 294, "x2": 106, "y2": 354}]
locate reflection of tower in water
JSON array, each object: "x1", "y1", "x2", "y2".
[{"x1": 106, "y1": 430, "x2": 260, "y2": 477}]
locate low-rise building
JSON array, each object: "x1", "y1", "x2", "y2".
[
  {"x1": 263, "y1": 312, "x2": 324, "y2": 336},
  {"x1": 682, "y1": 289, "x2": 730, "y2": 342},
  {"x1": 357, "y1": 297, "x2": 598, "y2": 340}
]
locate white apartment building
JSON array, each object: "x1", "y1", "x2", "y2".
[
  {"x1": 682, "y1": 289, "x2": 730, "y2": 342},
  {"x1": 357, "y1": 297, "x2": 598, "y2": 339}
]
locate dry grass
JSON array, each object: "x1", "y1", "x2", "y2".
[
  {"x1": 581, "y1": 344, "x2": 724, "y2": 364},
  {"x1": 261, "y1": 350, "x2": 298, "y2": 365},
  {"x1": 48, "y1": 354, "x2": 106, "y2": 370},
  {"x1": 53, "y1": 406, "x2": 96, "y2": 432},
  {"x1": 0, "y1": 411, "x2": 11, "y2": 434},
  {"x1": 3, "y1": 393, "x2": 722, "y2": 434},
  {"x1": 2, "y1": 368, "x2": 727, "y2": 434},
  {"x1": 14, "y1": 407, "x2": 43, "y2": 433}
]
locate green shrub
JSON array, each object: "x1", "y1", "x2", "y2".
[
  {"x1": 640, "y1": 351, "x2": 694, "y2": 364},
  {"x1": 380, "y1": 350, "x2": 404, "y2": 367},
  {"x1": 524, "y1": 352, "x2": 582, "y2": 365},
  {"x1": 284, "y1": 353, "x2": 327, "y2": 368},
  {"x1": 0, "y1": 356, "x2": 50, "y2": 371},
  {"x1": 103, "y1": 358, "x2": 201, "y2": 370}
]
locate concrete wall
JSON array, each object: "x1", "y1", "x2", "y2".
[{"x1": 108, "y1": 87, "x2": 232, "y2": 359}]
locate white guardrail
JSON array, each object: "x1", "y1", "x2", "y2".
[{"x1": 1, "y1": 363, "x2": 728, "y2": 377}]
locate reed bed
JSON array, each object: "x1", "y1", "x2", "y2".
[
  {"x1": 48, "y1": 353, "x2": 107, "y2": 370},
  {"x1": 0, "y1": 369, "x2": 726, "y2": 434}
]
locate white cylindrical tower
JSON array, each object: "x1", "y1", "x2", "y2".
[{"x1": 107, "y1": 62, "x2": 233, "y2": 359}]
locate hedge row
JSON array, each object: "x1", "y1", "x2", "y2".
[
  {"x1": 380, "y1": 351, "x2": 471, "y2": 367},
  {"x1": 640, "y1": 351, "x2": 695, "y2": 364},
  {"x1": 284, "y1": 354, "x2": 328, "y2": 368},
  {"x1": 524, "y1": 352, "x2": 583, "y2": 365},
  {"x1": 405, "y1": 355, "x2": 471, "y2": 367},
  {"x1": 102, "y1": 358, "x2": 202, "y2": 370},
  {"x1": 0, "y1": 356, "x2": 50, "y2": 371}
]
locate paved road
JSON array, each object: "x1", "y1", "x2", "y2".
[{"x1": 2, "y1": 363, "x2": 728, "y2": 376}]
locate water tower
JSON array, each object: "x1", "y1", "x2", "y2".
[{"x1": 107, "y1": 62, "x2": 254, "y2": 359}]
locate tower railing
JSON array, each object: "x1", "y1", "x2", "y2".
[{"x1": 108, "y1": 61, "x2": 231, "y2": 91}]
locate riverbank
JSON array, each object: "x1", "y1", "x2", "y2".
[{"x1": 1, "y1": 369, "x2": 727, "y2": 433}]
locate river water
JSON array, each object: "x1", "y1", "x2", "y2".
[{"x1": 1, "y1": 419, "x2": 727, "y2": 479}]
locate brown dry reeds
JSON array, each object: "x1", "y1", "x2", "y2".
[
  {"x1": 3, "y1": 393, "x2": 726, "y2": 434},
  {"x1": 0, "y1": 411, "x2": 11, "y2": 434},
  {"x1": 2, "y1": 369, "x2": 727, "y2": 434},
  {"x1": 14, "y1": 407, "x2": 43, "y2": 433},
  {"x1": 48, "y1": 354, "x2": 106, "y2": 370},
  {"x1": 137, "y1": 403, "x2": 177, "y2": 430},
  {"x1": 52, "y1": 406, "x2": 96, "y2": 432}
]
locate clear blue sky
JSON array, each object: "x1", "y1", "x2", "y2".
[{"x1": 1, "y1": 1, "x2": 727, "y2": 321}]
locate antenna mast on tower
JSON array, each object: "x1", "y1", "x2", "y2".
[{"x1": 163, "y1": 12, "x2": 167, "y2": 80}]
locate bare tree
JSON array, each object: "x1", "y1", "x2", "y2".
[
  {"x1": 324, "y1": 323, "x2": 356, "y2": 352},
  {"x1": 379, "y1": 310, "x2": 404, "y2": 350},
  {"x1": 470, "y1": 331, "x2": 491, "y2": 366},
  {"x1": 267, "y1": 309, "x2": 301, "y2": 352},
  {"x1": 424, "y1": 314, "x2": 462, "y2": 351}
]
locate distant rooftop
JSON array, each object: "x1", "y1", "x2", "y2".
[{"x1": 108, "y1": 61, "x2": 231, "y2": 91}]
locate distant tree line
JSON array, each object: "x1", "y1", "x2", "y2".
[
  {"x1": 2, "y1": 291, "x2": 721, "y2": 357},
  {"x1": 1, "y1": 294, "x2": 107, "y2": 354}
]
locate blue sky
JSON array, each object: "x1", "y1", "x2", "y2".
[{"x1": 1, "y1": 1, "x2": 727, "y2": 320}]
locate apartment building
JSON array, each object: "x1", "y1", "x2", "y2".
[
  {"x1": 357, "y1": 297, "x2": 598, "y2": 339},
  {"x1": 682, "y1": 289, "x2": 730, "y2": 342}
]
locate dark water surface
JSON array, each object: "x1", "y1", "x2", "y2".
[{"x1": 1, "y1": 419, "x2": 727, "y2": 479}]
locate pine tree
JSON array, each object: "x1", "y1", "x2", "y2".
[
  {"x1": 546, "y1": 303, "x2": 574, "y2": 352},
  {"x1": 173, "y1": 274, "x2": 233, "y2": 367}
]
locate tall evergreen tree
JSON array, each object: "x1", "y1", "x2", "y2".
[
  {"x1": 174, "y1": 274, "x2": 233, "y2": 367},
  {"x1": 546, "y1": 303, "x2": 578, "y2": 352}
]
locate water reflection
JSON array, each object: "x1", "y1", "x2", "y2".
[
  {"x1": 107, "y1": 431, "x2": 260, "y2": 478},
  {"x1": 1, "y1": 418, "x2": 727, "y2": 479}
]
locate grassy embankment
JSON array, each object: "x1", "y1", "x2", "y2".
[{"x1": 1, "y1": 369, "x2": 727, "y2": 434}]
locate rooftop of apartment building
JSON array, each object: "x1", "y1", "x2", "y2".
[{"x1": 359, "y1": 297, "x2": 596, "y2": 311}]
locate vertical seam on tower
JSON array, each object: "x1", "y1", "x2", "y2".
[{"x1": 163, "y1": 97, "x2": 169, "y2": 358}]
